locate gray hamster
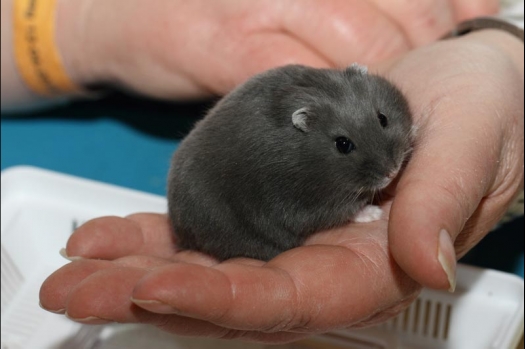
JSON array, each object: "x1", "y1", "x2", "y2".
[{"x1": 168, "y1": 64, "x2": 413, "y2": 261}]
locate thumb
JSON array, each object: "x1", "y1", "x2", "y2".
[
  {"x1": 380, "y1": 26, "x2": 524, "y2": 293},
  {"x1": 388, "y1": 110, "x2": 501, "y2": 292}
]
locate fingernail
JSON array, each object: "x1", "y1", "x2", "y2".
[
  {"x1": 39, "y1": 301, "x2": 65, "y2": 314},
  {"x1": 59, "y1": 248, "x2": 83, "y2": 262},
  {"x1": 131, "y1": 298, "x2": 180, "y2": 314},
  {"x1": 438, "y1": 229, "x2": 457, "y2": 293},
  {"x1": 65, "y1": 312, "x2": 110, "y2": 324}
]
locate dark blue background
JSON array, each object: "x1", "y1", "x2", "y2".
[
  {"x1": 1, "y1": 93, "x2": 213, "y2": 195},
  {"x1": 2, "y1": 93, "x2": 523, "y2": 277}
]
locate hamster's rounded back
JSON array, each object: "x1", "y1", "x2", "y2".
[{"x1": 168, "y1": 64, "x2": 413, "y2": 261}]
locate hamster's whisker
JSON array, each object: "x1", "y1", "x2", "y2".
[
  {"x1": 343, "y1": 186, "x2": 362, "y2": 207},
  {"x1": 369, "y1": 189, "x2": 378, "y2": 205},
  {"x1": 352, "y1": 187, "x2": 366, "y2": 206}
]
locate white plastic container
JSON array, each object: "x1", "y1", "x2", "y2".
[{"x1": 1, "y1": 166, "x2": 523, "y2": 349}]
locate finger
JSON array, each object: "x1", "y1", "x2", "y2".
[
  {"x1": 281, "y1": 0, "x2": 411, "y2": 66},
  {"x1": 450, "y1": 0, "x2": 499, "y2": 21},
  {"x1": 171, "y1": 250, "x2": 220, "y2": 267},
  {"x1": 367, "y1": 0, "x2": 456, "y2": 46},
  {"x1": 388, "y1": 115, "x2": 497, "y2": 292},
  {"x1": 39, "y1": 258, "x2": 226, "y2": 334},
  {"x1": 388, "y1": 87, "x2": 503, "y2": 292},
  {"x1": 131, "y1": 240, "x2": 418, "y2": 333},
  {"x1": 65, "y1": 214, "x2": 177, "y2": 260},
  {"x1": 386, "y1": 35, "x2": 521, "y2": 292},
  {"x1": 39, "y1": 260, "x2": 113, "y2": 314},
  {"x1": 39, "y1": 256, "x2": 172, "y2": 314},
  {"x1": 38, "y1": 256, "x2": 301, "y2": 340}
]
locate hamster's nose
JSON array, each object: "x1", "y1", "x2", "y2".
[
  {"x1": 386, "y1": 162, "x2": 403, "y2": 179},
  {"x1": 387, "y1": 170, "x2": 398, "y2": 180},
  {"x1": 376, "y1": 168, "x2": 400, "y2": 190}
]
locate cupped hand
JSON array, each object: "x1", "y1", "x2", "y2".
[
  {"x1": 41, "y1": 209, "x2": 418, "y2": 343},
  {"x1": 40, "y1": 30, "x2": 524, "y2": 342},
  {"x1": 58, "y1": 0, "x2": 498, "y2": 99}
]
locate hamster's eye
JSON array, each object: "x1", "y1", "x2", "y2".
[
  {"x1": 378, "y1": 112, "x2": 388, "y2": 128},
  {"x1": 335, "y1": 137, "x2": 355, "y2": 154}
]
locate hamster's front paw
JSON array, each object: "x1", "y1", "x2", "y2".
[{"x1": 353, "y1": 205, "x2": 383, "y2": 223}]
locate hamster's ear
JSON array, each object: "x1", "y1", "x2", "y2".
[
  {"x1": 347, "y1": 63, "x2": 368, "y2": 75},
  {"x1": 292, "y1": 107, "x2": 310, "y2": 132}
]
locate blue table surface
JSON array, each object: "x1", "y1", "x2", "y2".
[
  {"x1": 2, "y1": 94, "x2": 523, "y2": 277},
  {"x1": 2, "y1": 117, "x2": 178, "y2": 196},
  {"x1": 2, "y1": 117, "x2": 177, "y2": 195}
]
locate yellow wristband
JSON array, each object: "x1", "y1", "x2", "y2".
[{"x1": 14, "y1": 0, "x2": 82, "y2": 96}]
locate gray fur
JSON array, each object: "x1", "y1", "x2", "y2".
[{"x1": 168, "y1": 64, "x2": 413, "y2": 261}]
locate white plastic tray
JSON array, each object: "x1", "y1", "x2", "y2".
[{"x1": 1, "y1": 166, "x2": 523, "y2": 349}]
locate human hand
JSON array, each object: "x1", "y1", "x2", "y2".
[
  {"x1": 57, "y1": 0, "x2": 498, "y2": 100},
  {"x1": 40, "y1": 209, "x2": 419, "y2": 343},
  {"x1": 40, "y1": 29, "x2": 524, "y2": 342}
]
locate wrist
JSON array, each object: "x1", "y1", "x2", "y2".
[
  {"x1": 444, "y1": 16, "x2": 524, "y2": 80},
  {"x1": 460, "y1": 29, "x2": 524, "y2": 78},
  {"x1": 55, "y1": 0, "x2": 109, "y2": 89},
  {"x1": 54, "y1": 0, "x2": 194, "y2": 98}
]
